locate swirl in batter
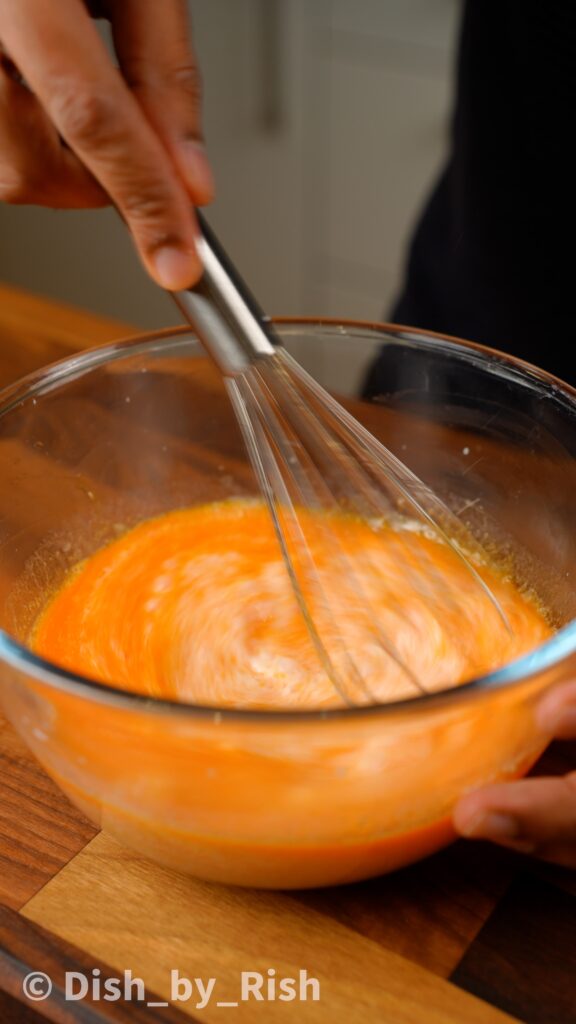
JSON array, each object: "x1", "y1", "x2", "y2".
[{"x1": 32, "y1": 500, "x2": 551, "y2": 709}]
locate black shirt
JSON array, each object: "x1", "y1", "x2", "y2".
[{"x1": 391, "y1": 0, "x2": 576, "y2": 385}]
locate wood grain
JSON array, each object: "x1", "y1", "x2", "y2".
[
  {"x1": 0, "y1": 288, "x2": 125, "y2": 907},
  {"x1": 0, "y1": 714, "x2": 97, "y2": 910},
  {"x1": 451, "y1": 873, "x2": 576, "y2": 1024},
  {"x1": 297, "y1": 839, "x2": 519, "y2": 978},
  {"x1": 0, "y1": 285, "x2": 575, "y2": 1021},
  {"x1": 0, "y1": 991, "x2": 49, "y2": 1024},
  {"x1": 0, "y1": 905, "x2": 194, "y2": 1023},
  {"x1": 0, "y1": 283, "x2": 131, "y2": 366},
  {"x1": 22, "y1": 832, "x2": 517, "y2": 1024}
]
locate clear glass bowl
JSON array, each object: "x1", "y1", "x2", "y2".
[{"x1": 0, "y1": 321, "x2": 575, "y2": 889}]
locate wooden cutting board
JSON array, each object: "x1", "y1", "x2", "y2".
[{"x1": 1, "y1": 285, "x2": 576, "y2": 1024}]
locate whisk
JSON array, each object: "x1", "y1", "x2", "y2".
[{"x1": 172, "y1": 214, "x2": 510, "y2": 706}]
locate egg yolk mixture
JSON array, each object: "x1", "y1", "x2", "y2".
[{"x1": 32, "y1": 500, "x2": 550, "y2": 708}]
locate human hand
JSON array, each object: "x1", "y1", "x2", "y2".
[
  {"x1": 0, "y1": 0, "x2": 214, "y2": 289},
  {"x1": 454, "y1": 682, "x2": 576, "y2": 868}
]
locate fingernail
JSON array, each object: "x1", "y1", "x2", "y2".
[
  {"x1": 458, "y1": 811, "x2": 537, "y2": 854},
  {"x1": 459, "y1": 811, "x2": 520, "y2": 840},
  {"x1": 180, "y1": 141, "x2": 215, "y2": 201},
  {"x1": 152, "y1": 245, "x2": 198, "y2": 291}
]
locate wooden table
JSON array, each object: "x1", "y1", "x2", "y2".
[{"x1": 0, "y1": 283, "x2": 575, "y2": 1024}]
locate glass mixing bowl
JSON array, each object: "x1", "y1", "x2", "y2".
[{"x1": 0, "y1": 321, "x2": 575, "y2": 889}]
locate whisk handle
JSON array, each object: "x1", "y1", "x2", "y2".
[{"x1": 172, "y1": 212, "x2": 278, "y2": 376}]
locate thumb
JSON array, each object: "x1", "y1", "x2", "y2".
[{"x1": 454, "y1": 773, "x2": 576, "y2": 868}]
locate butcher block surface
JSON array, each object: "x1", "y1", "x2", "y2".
[{"x1": 0, "y1": 283, "x2": 576, "y2": 1023}]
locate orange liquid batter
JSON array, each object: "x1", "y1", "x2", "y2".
[
  {"x1": 29, "y1": 501, "x2": 552, "y2": 886},
  {"x1": 33, "y1": 500, "x2": 550, "y2": 708}
]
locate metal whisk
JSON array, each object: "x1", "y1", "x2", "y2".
[{"x1": 173, "y1": 215, "x2": 510, "y2": 706}]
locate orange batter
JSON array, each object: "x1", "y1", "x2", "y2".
[
  {"x1": 25, "y1": 499, "x2": 555, "y2": 886},
  {"x1": 32, "y1": 500, "x2": 550, "y2": 708}
]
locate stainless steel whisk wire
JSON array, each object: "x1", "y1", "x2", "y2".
[
  {"x1": 227, "y1": 373, "x2": 380, "y2": 705},
  {"x1": 173, "y1": 214, "x2": 512, "y2": 706}
]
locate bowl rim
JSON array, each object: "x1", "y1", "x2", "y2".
[{"x1": 0, "y1": 317, "x2": 575, "y2": 722}]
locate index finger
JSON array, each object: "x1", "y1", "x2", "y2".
[{"x1": 0, "y1": 0, "x2": 201, "y2": 288}]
